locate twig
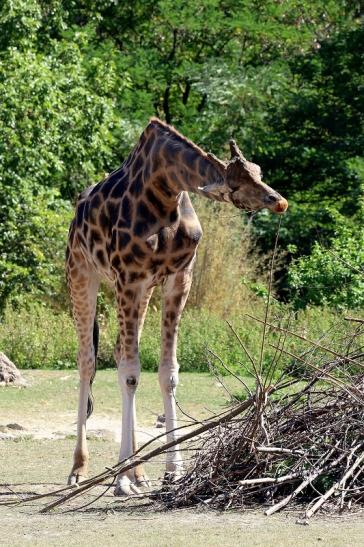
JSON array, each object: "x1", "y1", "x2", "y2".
[
  {"x1": 265, "y1": 444, "x2": 345, "y2": 516},
  {"x1": 305, "y1": 447, "x2": 364, "y2": 519},
  {"x1": 207, "y1": 348, "x2": 253, "y2": 398},
  {"x1": 239, "y1": 473, "x2": 300, "y2": 486},
  {"x1": 247, "y1": 314, "x2": 364, "y2": 369},
  {"x1": 258, "y1": 216, "x2": 282, "y2": 378},
  {"x1": 269, "y1": 344, "x2": 363, "y2": 402},
  {"x1": 226, "y1": 321, "x2": 261, "y2": 385},
  {"x1": 345, "y1": 317, "x2": 364, "y2": 324},
  {"x1": 255, "y1": 446, "x2": 304, "y2": 456}
]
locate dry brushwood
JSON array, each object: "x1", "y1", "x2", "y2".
[
  {"x1": 12, "y1": 333, "x2": 363, "y2": 518},
  {"x1": 155, "y1": 319, "x2": 364, "y2": 516}
]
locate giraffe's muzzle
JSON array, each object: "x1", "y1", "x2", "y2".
[{"x1": 273, "y1": 198, "x2": 288, "y2": 214}]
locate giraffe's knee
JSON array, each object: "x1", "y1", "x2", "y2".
[
  {"x1": 159, "y1": 369, "x2": 179, "y2": 393},
  {"x1": 121, "y1": 374, "x2": 139, "y2": 393},
  {"x1": 126, "y1": 375, "x2": 138, "y2": 387},
  {"x1": 118, "y1": 360, "x2": 140, "y2": 391}
]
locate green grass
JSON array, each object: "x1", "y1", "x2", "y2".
[{"x1": 0, "y1": 370, "x2": 250, "y2": 427}]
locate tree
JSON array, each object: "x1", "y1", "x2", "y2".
[{"x1": 249, "y1": 22, "x2": 364, "y2": 300}]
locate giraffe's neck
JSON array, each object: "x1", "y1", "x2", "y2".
[{"x1": 127, "y1": 119, "x2": 226, "y2": 205}]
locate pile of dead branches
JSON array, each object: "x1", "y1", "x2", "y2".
[
  {"x1": 5, "y1": 317, "x2": 363, "y2": 519},
  {"x1": 158, "y1": 368, "x2": 364, "y2": 518},
  {"x1": 155, "y1": 312, "x2": 364, "y2": 518}
]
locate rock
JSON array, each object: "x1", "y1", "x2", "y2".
[
  {"x1": 155, "y1": 414, "x2": 166, "y2": 428},
  {"x1": 6, "y1": 423, "x2": 25, "y2": 431},
  {"x1": 0, "y1": 353, "x2": 26, "y2": 387}
]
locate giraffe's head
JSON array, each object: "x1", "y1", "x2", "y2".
[{"x1": 201, "y1": 141, "x2": 288, "y2": 214}]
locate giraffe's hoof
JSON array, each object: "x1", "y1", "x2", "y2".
[
  {"x1": 163, "y1": 469, "x2": 183, "y2": 485},
  {"x1": 67, "y1": 473, "x2": 87, "y2": 486},
  {"x1": 114, "y1": 476, "x2": 141, "y2": 497},
  {"x1": 135, "y1": 474, "x2": 151, "y2": 489}
]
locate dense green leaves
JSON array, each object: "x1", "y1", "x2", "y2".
[
  {"x1": 0, "y1": 0, "x2": 362, "y2": 311},
  {"x1": 288, "y1": 212, "x2": 364, "y2": 309}
]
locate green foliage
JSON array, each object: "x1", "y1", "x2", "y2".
[
  {"x1": 0, "y1": 0, "x2": 362, "y2": 313},
  {"x1": 0, "y1": 21, "x2": 134, "y2": 308},
  {"x1": 0, "y1": 187, "x2": 71, "y2": 309},
  {"x1": 250, "y1": 22, "x2": 364, "y2": 299},
  {"x1": 1, "y1": 299, "x2": 359, "y2": 377},
  {"x1": 0, "y1": 303, "x2": 252, "y2": 372},
  {"x1": 0, "y1": 0, "x2": 42, "y2": 50},
  {"x1": 0, "y1": 303, "x2": 77, "y2": 368},
  {"x1": 0, "y1": 33, "x2": 133, "y2": 199},
  {"x1": 288, "y1": 218, "x2": 364, "y2": 309}
]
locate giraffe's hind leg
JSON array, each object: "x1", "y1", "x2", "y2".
[{"x1": 67, "y1": 250, "x2": 100, "y2": 485}]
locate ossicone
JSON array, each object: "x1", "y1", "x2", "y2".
[{"x1": 229, "y1": 139, "x2": 246, "y2": 161}]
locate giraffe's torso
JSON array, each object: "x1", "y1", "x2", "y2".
[{"x1": 67, "y1": 163, "x2": 203, "y2": 287}]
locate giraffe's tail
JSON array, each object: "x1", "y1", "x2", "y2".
[{"x1": 87, "y1": 318, "x2": 99, "y2": 419}]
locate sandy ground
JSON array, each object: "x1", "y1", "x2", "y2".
[
  {"x1": 1, "y1": 371, "x2": 364, "y2": 546},
  {"x1": 0, "y1": 413, "x2": 162, "y2": 444}
]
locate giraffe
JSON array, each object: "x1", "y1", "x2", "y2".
[{"x1": 66, "y1": 118, "x2": 288, "y2": 495}]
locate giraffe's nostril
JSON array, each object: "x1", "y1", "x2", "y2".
[{"x1": 267, "y1": 194, "x2": 278, "y2": 203}]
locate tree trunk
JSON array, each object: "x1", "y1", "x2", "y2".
[{"x1": 0, "y1": 352, "x2": 26, "y2": 386}]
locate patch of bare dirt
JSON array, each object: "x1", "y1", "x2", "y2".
[{"x1": 0, "y1": 414, "x2": 164, "y2": 444}]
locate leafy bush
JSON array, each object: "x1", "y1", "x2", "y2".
[
  {"x1": 0, "y1": 301, "x2": 263, "y2": 372},
  {"x1": 288, "y1": 220, "x2": 364, "y2": 309},
  {"x1": 0, "y1": 303, "x2": 77, "y2": 369},
  {"x1": 0, "y1": 24, "x2": 138, "y2": 310}
]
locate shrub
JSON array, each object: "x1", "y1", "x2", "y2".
[
  {"x1": 288, "y1": 218, "x2": 364, "y2": 309},
  {"x1": 0, "y1": 303, "x2": 77, "y2": 369},
  {"x1": 2, "y1": 298, "x2": 359, "y2": 379}
]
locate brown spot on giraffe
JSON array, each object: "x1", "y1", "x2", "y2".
[{"x1": 66, "y1": 117, "x2": 288, "y2": 494}]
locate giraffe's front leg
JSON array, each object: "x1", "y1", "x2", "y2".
[
  {"x1": 159, "y1": 268, "x2": 193, "y2": 482},
  {"x1": 114, "y1": 282, "x2": 149, "y2": 496},
  {"x1": 115, "y1": 356, "x2": 142, "y2": 496}
]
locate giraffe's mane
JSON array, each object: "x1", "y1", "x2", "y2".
[{"x1": 148, "y1": 117, "x2": 211, "y2": 159}]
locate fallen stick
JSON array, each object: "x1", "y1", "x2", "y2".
[
  {"x1": 340, "y1": 445, "x2": 358, "y2": 510},
  {"x1": 344, "y1": 317, "x2": 364, "y2": 324},
  {"x1": 305, "y1": 447, "x2": 364, "y2": 519},
  {"x1": 255, "y1": 446, "x2": 304, "y2": 456},
  {"x1": 239, "y1": 473, "x2": 300, "y2": 486}
]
